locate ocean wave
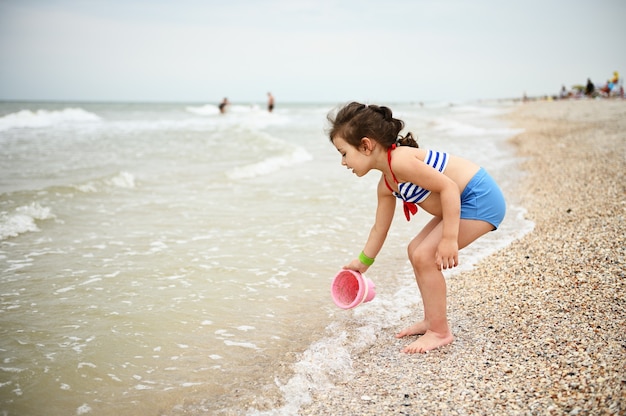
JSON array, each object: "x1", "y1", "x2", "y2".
[
  {"x1": 74, "y1": 171, "x2": 136, "y2": 193},
  {"x1": 226, "y1": 147, "x2": 313, "y2": 180},
  {"x1": 108, "y1": 171, "x2": 136, "y2": 189},
  {"x1": 186, "y1": 104, "x2": 220, "y2": 116},
  {"x1": 0, "y1": 202, "x2": 54, "y2": 240},
  {"x1": 0, "y1": 108, "x2": 101, "y2": 131}
]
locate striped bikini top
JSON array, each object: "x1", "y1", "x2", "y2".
[{"x1": 383, "y1": 144, "x2": 449, "y2": 221}]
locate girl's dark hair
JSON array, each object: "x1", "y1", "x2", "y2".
[{"x1": 327, "y1": 102, "x2": 418, "y2": 148}]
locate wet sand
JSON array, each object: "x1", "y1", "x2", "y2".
[{"x1": 298, "y1": 100, "x2": 626, "y2": 415}]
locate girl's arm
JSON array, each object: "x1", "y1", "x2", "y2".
[
  {"x1": 343, "y1": 176, "x2": 396, "y2": 273},
  {"x1": 435, "y1": 178, "x2": 460, "y2": 270}
]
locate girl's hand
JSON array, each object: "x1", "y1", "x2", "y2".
[
  {"x1": 343, "y1": 258, "x2": 369, "y2": 274},
  {"x1": 436, "y1": 238, "x2": 458, "y2": 270}
]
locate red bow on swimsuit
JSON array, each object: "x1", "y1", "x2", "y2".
[
  {"x1": 384, "y1": 144, "x2": 418, "y2": 221},
  {"x1": 402, "y1": 200, "x2": 418, "y2": 221}
]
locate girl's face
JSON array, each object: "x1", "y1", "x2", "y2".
[{"x1": 332, "y1": 136, "x2": 371, "y2": 177}]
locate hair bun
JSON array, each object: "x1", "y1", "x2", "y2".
[
  {"x1": 379, "y1": 106, "x2": 393, "y2": 122},
  {"x1": 397, "y1": 132, "x2": 419, "y2": 148}
]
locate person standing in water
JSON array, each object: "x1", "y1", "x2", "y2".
[
  {"x1": 219, "y1": 97, "x2": 229, "y2": 114},
  {"x1": 267, "y1": 92, "x2": 275, "y2": 112}
]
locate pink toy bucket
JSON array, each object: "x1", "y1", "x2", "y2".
[{"x1": 331, "y1": 270, "x2": 376, "y2": 309}]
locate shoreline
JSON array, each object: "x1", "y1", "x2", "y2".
[{"x1": 297, "y1": 100, "x2": 625, "y2": 415}]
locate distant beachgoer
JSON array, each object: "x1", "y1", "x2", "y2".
[
  {"x1": 607, "y1": 71, "x2": 621, "y2": 97},
  {"x1": 219, "y1": 98, "x2": 229, "y2": 114},
  {"x1": 267, "y1": 92, "x2": 275, "y2": 112},
  {"x1": 327, "y1": 102, "x2": 506, "y2": 354},
  {"x1": 585, "y1": 79, "x2": 595, "y2": 96},
  {"x1": 598, "y1": 71, "x2": 621, "y2": 97},
  {"x1": 560, "y1": 85, "x2": 568, "y2": 99},
  {"x1": 600, "y1": 81, "x2": 612, "y2": 96}
]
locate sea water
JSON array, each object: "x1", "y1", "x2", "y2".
[{"x1": 0, "y1": 100, "x2": 533, "y2": 415}]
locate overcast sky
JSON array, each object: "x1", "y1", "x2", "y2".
[{"x1": 1, "y1": 0, "x2": 624, "y2": 103}]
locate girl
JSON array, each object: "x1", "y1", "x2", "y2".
[{"x1": 328, "y1": 102, "x2": 506, "y2": 353}]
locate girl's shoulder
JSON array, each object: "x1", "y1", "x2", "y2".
[
  {"x1": 394, "y1": 146, "x2": 428, "y2": 162},
  {"x1": 390, "y1": 147, "x2": 431, "y2": 177}
]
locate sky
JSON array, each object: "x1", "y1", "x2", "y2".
[{"x1": 0, "y1": 0, "x2": 625, "y2": 104}]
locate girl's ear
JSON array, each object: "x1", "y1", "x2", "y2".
[{"x1": 360, "y1": 137, "x2": 373, "y2": 154}]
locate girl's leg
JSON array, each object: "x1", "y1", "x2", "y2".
[
  {"x1": 399, "y1": 218, "x2": 494, "y2": 353},
  {"x1": 402, "y1": 222, "x2": 451, "y2": 353},
  {"x1": 395, "y1": 217, "x2": 442, "y2": 338}
]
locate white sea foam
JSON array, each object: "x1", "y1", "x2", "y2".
[
  {"x1": 251, "y1": 293, "x2": 430, "y2": 415},
  {"x1": 109, "y1": 171, "x2": 136, "y2": 189},
  {"x1": 0, "y1": 367, "x2": 26, "y2": 373},
  {"x1": 0, "y1": 108, "x2": 101, "y2": 131},
  {"x1": 186, "y1": 103, "x2": 256, "y2": 116},
  {"x1": 226, "y1": 147, "x2": 313, "y2": 179},
  {"x1": 76, "y1": 403, "x2": 92, "y2": 415},
  {"x1": 236, "y1": 325, "x2": 255, "y2": 331},
  {"x1": 75, "y1": 171, "x2": 136, "y2": 193},
  {"x1": 215, "y1": 329, "x2": 235, "y2": 337},
  {"x1": 224, "y1": 340, "x2": 260, "y2": 350},
  {"x1": 54, "y1": 286, "x2": 75, "y2": 294},
  {"x1": 108, "y1": 374, "x2": 122, "y2": 382},
  {"x1": 0, "y1": 203, "x2": 54, "y2": 240},
  {"x1": 186, "y1": 104, "x2": 220, "y2": 116},
  {"x1": 181, "y1": 382, "x2": 203, "y2": 387}
]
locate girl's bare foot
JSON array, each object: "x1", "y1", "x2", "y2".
[
  {"x1": 402, "y1": 330, "x2": 454, "y2": 354},
  {"x1": 395, "y1": 320, "x2": 429, "y2": 338}
]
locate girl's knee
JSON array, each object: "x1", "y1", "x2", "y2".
[
  {"x1": 408, "y1": 246, "x2": 434, "y2": 270},
  {"x1": 407, "y1": 241, "x2": 418, "y2": 259}
]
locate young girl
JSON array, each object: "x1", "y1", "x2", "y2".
[{"x1": 328, "y1": 102, "x2": 506, "y2": 354}]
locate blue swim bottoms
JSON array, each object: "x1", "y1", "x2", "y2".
[{"x1": 460, "y1": 168, "x2": 506, "y2": 230}]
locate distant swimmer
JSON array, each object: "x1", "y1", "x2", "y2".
[
  {"x1": 219, "y1": 97, "x2": 229, "y2": 114},
  {"x1": 267, "y1": 92, "x2": 274, "y2": 113}
]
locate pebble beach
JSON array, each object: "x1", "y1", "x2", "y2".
[{"x1": 298, "y1": 100, "x2": 625, "y2": 415}]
